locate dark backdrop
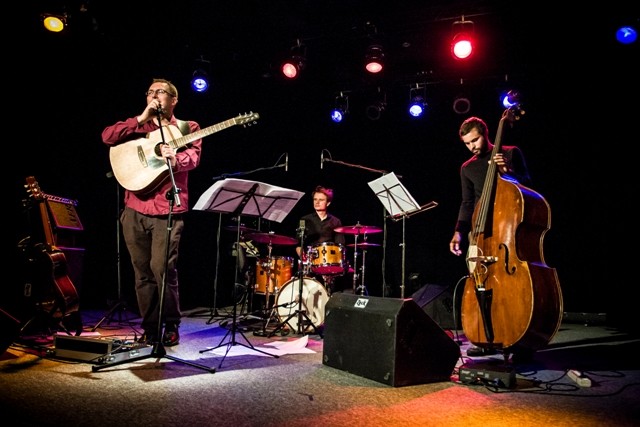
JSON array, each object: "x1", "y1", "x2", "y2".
[{"x1": 14, "y1": 2, "x2": 637, "y2": 327}]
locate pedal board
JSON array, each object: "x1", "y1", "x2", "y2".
[
  {"x1": 96, "y1": 345, "x2": 154, "y2": 365},
  {"x1": 54, "y1": 335, "x2": 153, "y2": 365},
  {"x1": 459, "y1": 362, "x2": 516, "y2": 388},
  {"x1": 54, "y1": 335, "x2": 114, "y2": 363}
]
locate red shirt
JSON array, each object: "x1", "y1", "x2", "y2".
[{"x1": 102, "y1": 116, "x2": 203, "y2": 215}]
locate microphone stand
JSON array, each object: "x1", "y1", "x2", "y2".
[
  {"x1": 321, "y1": 149, "x2": 396, "y2": 298},
  {"x1": 94, "y1": 112, "x2": 214, "y2": 373},
  {"x1": 91, "y1": 172, "x2": 134, "y2": 331}
]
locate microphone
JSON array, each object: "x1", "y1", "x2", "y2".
[
  {"x1": 285, "y1": 153, "x2": 288, "y2": 172},
  {"x1": 321, "y1": 151, "x2": 324, "y2": 169},
  {"x1": 153, "y1": 106, "x2": 165, "y2": 116}
]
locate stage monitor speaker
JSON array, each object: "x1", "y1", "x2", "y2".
[
  {"x1": 411, "y1": 284, "x2": 459, "y2": 330},
  {"x1": 322, "y1": 294, "x2": 460, "y2": 387}
]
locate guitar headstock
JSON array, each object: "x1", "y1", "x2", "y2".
[
  {"x1": 234, "y1": 111, "x2": 260, "y2": 127},
  {"x1": 25, "y1": 176, "x2": 45, "y2": 201}
]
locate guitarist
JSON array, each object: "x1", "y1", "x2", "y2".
[{"x1": 101, "y1": 78, "x2": 203, "y2": 346}]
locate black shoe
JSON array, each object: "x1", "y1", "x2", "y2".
[
  {"x1": 162, "y1": 327, "x2": 180, "y2": 347},
  {"x1": 467, "y1": 346, "x2": 498, "y2": 357},
  {"x1": 137, "y1": 331, "x2": 158, "y2": 345}
]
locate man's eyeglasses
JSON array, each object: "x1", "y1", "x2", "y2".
[{"x1": 145, "y1": 89, "x2": 174, "y2": 97}]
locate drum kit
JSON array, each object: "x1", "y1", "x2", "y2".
[{"x1": 227, "y1": 223, "x2": 382, "y2": 334}]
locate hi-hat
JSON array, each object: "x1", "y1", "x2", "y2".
[
  {"x1": 334, "y1": 224, "x2": 382, "y2": 234},
  {"x1": 247, "y1": 232, "x2": 298, "y2": 246},
  {"x1": 224, "y1": 225, "x2": 259, "y2": 233},
  {"x1": 347, "y1": 242, "x2": 381, "y2": 248}
]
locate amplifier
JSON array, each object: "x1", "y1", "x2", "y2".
[{"x1": 459, "y1": 362, "x2": 516, "y2": 388}]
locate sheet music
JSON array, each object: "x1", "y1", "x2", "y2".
[
  {"x1": 194, "y1": 178, "x2": 304, "y2": 223},
  {"x1": 368, "y1": 172, "x2": 421, "y2": 216}
]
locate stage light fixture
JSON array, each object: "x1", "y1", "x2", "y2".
[
  {"x1": 451, "y1": 17, "x2": 475, "y2": 60},
  {"x1": 453, "y1": 96, "x2": 471, "y2": 114},
  {"x1": 190, "y1": 57, "x2": 211, "y2": 93},
  {"x1": 330, "y1": 92, "x2": 349, "y2": 123},
  {"x1": 364, "y1": 45, "x2": 385, "y2": 74},
  {"x1": 616, "y1": 25, "x2": 637, "y2": 44},
  {"x1": 42, "y1": 13, "x2": 67, "y2": 33},
  {"x1": 408, "y1": 84, "x2": 427, "y2": 118},
  {"x1": 366, "y1": 87, "x2": 387, "y2": 121},
  {"x1": 281, "y1": 39, "x2": 306, "y2": 79},
  {"x1": 190, "y1": 69, "x2": 210, "y2": 93}
]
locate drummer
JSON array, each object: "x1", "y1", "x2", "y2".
[{"x1": 295, "y1": 185, "x2": 348, "y2": 293}]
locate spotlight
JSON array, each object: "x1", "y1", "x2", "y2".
[
  {"x1": 190, "y1": 57, "x2": 211, "y2": 93},
  {"x1": 281, "y1": 39, "x2": 306, "y2": 79},
  {"x1": 408, "y1": 84, "x2": 427, "y2": 118},
  {"x1": 42, "y1": 13, "x2": 67, "y2": 33},
  {"x1": 330, "y1": 92, "x2": 349, "y2": 123},
  {"x1": 366, "y1": 87, "x2": 386, "y2": 121},
  {"x1": 451, "y1": 17, "x2": 475, "y2": 60},
  {"x1": 364, "y1": 45, "x2": 385, "y2": 74},
  {"x1": 616, "y1": 25, "x2": 637, "y2": 45},
  {"x1": 190, "y1": 69, "x2": 210, "y2": 93}
]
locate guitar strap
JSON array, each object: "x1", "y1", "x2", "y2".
[{"x1": 176, "y1": 119, "x2": 191, "y2": 136}]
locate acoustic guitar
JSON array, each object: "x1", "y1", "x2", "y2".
[
  {"x1": 24, "y1": 176, "x2": 82, "y2": 334},
  {"x1": 109, "y1": 112, "x2": 260, "y2": 194}
]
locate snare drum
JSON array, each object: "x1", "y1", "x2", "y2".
[
  {"x1": 275, "y1": 277, "x2": 329, "y2": 333},
  {"x1": 255, "y1": 256, "x2": 293, "y2": 294},
  {"x1": 309, "y1": 242, "x2": 345, "y2": 275}
]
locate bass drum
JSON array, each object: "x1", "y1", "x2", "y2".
[{"x1": 275, "y1": 277, "x2": 329, "y2": 333}]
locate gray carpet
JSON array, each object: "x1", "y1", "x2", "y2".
[{"x1": 1, "y1": 304, "x2": 639, "y2": 427}]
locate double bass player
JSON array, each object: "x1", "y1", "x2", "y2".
[{"x1": 449, "y1": 116, "x2": 531, "y2": 357}]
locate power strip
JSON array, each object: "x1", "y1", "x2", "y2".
[{"x1": 567, "y1": 369, "x2": 592, "y2": 387}]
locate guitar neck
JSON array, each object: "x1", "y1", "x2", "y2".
[{"x1": 169, "y1": 118, "x2": 239, "y2": 150}]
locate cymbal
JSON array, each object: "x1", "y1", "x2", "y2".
[
  {"x1": 334, "y1": 224, "x2": 383, "y2": 234},
  {"x1": 346, "y1": 242, "x2": 381, "y2": 248},
  {"x1": 224, "y1": 225, "x2": 259, "y2": 233},
  {"x1": 247, "y1": 232, "x2": 298, "y2": 246}
]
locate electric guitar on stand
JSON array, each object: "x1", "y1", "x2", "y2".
[{"x1": 109, "y1": 112, "x2": 260, "y2": 194}]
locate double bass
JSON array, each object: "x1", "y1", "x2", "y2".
[{"x1": 460, "y1": 105, "x2": 563, "y2": 358}]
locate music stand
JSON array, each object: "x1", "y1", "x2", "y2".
[
  {"x1": 368, "y1": 172, "x2": 438, "y2": 298},
  {"x1": 193, "y1": 178, "x2": 303, "y2": 368}
]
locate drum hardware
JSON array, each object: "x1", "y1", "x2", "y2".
[
  {"x1": 268, "y1": 277, "x2": 329, "y2": 335},
  {"x1": 335, "y1": 222, "x2": 381, "y2": 295},
  {"x1": 246, "y1": 231, "x2": 298, "y2": 246},
  {"x1": 223, "y1": 224, "x2": 259, "y2": 234},
  {"x1": 268, "y1": 220, "x2": 324, "y2": 337},
  {"x1": 248, "y1": 232, "x2": 296, "y2": 334},
  {"x1": 333, "y1": 224, "x2": 383, "y2": 235}
]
